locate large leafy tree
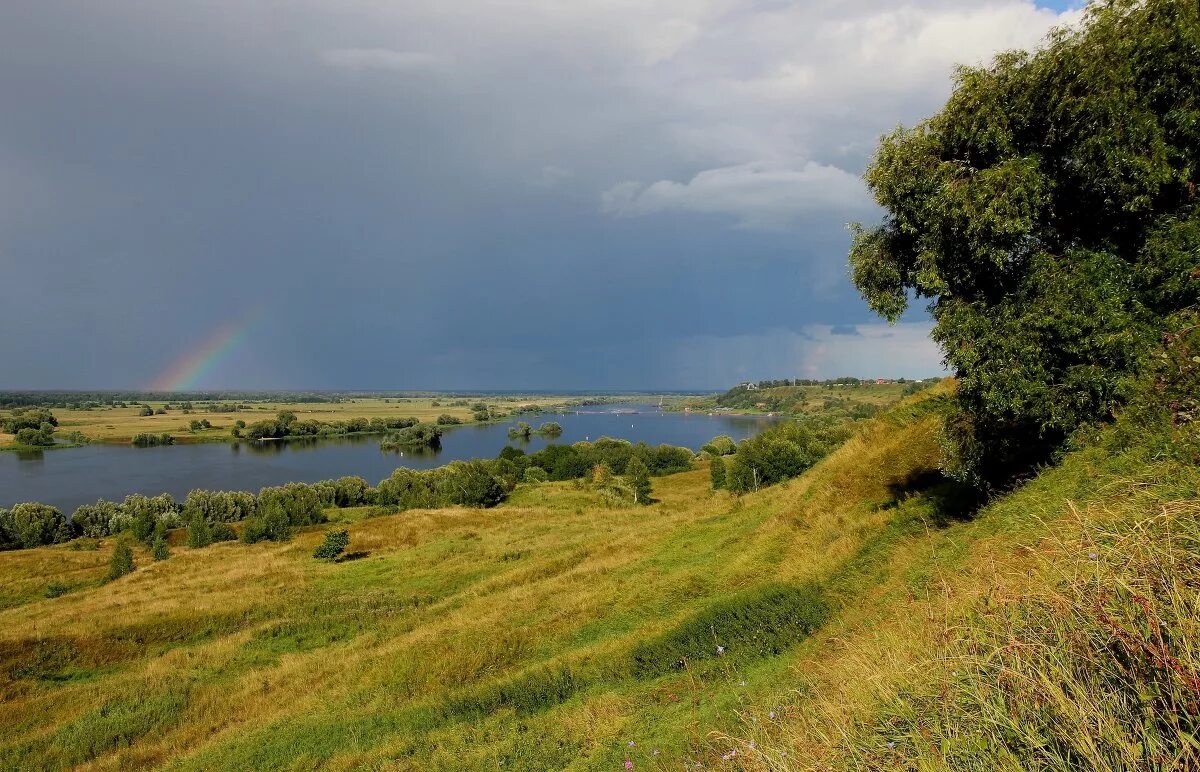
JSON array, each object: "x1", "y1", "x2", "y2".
[{"x1": 850, "y1": 0, "x2": 1200, "y2": 489}]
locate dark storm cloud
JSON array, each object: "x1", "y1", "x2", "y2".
[{"x1": 0, "y1": 1, "x2": 1079, "y2": 389}]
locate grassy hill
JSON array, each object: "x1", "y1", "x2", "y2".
[{"x1": 0, "y1": 380, "x2": 1195, "y2": 769}]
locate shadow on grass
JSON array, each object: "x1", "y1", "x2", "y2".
[
  {"x1": 336, "y1": 551, "x2": 370, "y2": 563},
  {"x1": 886, "y1": 468, "x2": 981, "y2": 526}
]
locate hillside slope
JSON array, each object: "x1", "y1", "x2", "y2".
[{"x1": 1, "y1": 379, "x2": 1195, "y2": 770}]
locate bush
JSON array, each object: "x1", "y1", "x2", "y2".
[
  {"x1": 522, "y1": 466, "x2": 549, "y2": 484},
  {"x1": 435, "y1": 414, "x2": 462, "y2": 425},
  {"x1": 1, "y1": 407, "x2": 57, "y2": 433},
  {"x1": 726, "y1": 421, "x2": 832, "y2": 493},
  {"x1": 182, "y1": 489, "x2": 257, "y2": 524},
  {"x1": 313, "y1": 529, "x2": 349, "y2": 560},
  {"x1": 709, "y1": 457, "x2": 726, "y2": 490},
  {"x1": 15, "y1": 426, "x2": 54, "y2": 446},
  {"x1": 211, "y1": 522, "x2": 238, "y2": 542},
  {"x1": 625, "y1": 456, "x2": 652, "y2": 504},
  {"x1": 380, "y1": 423, "x2": 442, "y2": 450},
  {"x1": 71, "y1": 500, "x2": 120, "y2": 538},
  {"x1": 185, "y1": 515, "x2": 213, "y2": 548},
  {"x1": 104, "y1": 537, "x2": 135, "y2": 582},
  {"x1": 151, "y1": 537, "x2": 170, "y2": 561},
  {"x1": 257, "y1": 483, "x2": 325, "y2": 527},
  {"x1": 0, "y1": 503, "x2": 70, "y2": 549},
  {"x1": 131, "y1": 432, "x2": 174, "y2": 447},
  {"x1": 701, "y1": 435, "x2": 737, "y2": 457},
  {"x1": 241, "y1": 502, "x2": 292, "y2": 543}
]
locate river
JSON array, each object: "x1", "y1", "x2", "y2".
[{"x1": 0, "y1": 404, "x2": 778, "y2": 513}]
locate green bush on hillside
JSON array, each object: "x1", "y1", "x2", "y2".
[
  {"x1": 104, "y1": 537, "x2": 135, "y2": 582},
  {"x1": 0, "y1": 503, "x2": 70, "y2": 550},
  {"x1": 312, "y1": 529, "x2": 349, "y2": 561}
]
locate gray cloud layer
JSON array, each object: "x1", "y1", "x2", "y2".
[{"x1": 0, "y1": 1, "x2": 1078, "y2": 389}]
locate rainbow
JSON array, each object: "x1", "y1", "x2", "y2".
[{"x1": 147, "y1": 321, "x2": 249, "y2": 392}]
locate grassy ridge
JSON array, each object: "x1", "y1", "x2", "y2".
[{"x1": 1, "y1": 380, "x2": 1192, "y2": 769}]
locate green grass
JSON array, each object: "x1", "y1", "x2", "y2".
[{"x1": 0, "y1": 382, "x2": 1194, "y2": 769}]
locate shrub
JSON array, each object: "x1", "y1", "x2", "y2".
[
  {"x1": 257, "y1": 483, "x2": 325, "y2": 526},
  {"x1": 1, "y1": 407, "x2": 57, "y2": 433},
  {"x1": 435, "y1": 414, "x2": 462, "y2": 425},
  {"x1": 523, "y1": 466, "x2": 549, "y2": 484},
  {"x1": 211, "y1": 522, "x2": 238, "y2": 542},
  {"x1": 625, "y1": 456, "x2": 652, "y2": 505},
  {"x1": 15, "y1": 426, "x2": 54, "y2": 446},
  {"x1": 726, "y1": 421, "x2": 832, "y2": 493},
  {"x1": 104, "y1": 537, "x2": 135, "y2": 582},
  {"x1": 313, "y1": 529, "x2": 349, "y2": 560},
  {"x1": 380, "y1": 423, "x2": 442, "y2": 450},
  {"x1": 44, "y1": 580, "x2": 70, "y2": 598},
  {"x1": 185, "y1": 515, "x2": 213, "y2": 549},
  {"x1": 241, "y1": 501, "x2": 292, "y2": 543},
  {"x1": 701, "y1": 435, "x2": 737, "y2": 457},
  {"x1": 709, "y1": 457, "x2": 726, "y2": 490},
  {"x1": 131, "y1": 432, "x2": 174, "y2": 447},
  {"x1": 71, "y1": 500, "x2": 120, "y2": 538},
  {"x1": 0, "y1": 503, "x2": 71, "y2": 549},
  {"x1": 151, "y1": 537, "x2": 170, "y2": 561}
]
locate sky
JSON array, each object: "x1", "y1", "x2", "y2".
[{"x1": 0, "y1": 1, "x2": 1084, "y2": 391}]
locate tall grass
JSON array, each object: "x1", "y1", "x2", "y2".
[{"x1": 843, "y1": 500, "x2": 1200, "y2": 771}]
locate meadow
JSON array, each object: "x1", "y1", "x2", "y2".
[
  {"x1": 3, "y1": 380, "x2": 1192, "y2": 769},
  {"x1": 0, "y1": 395, "x2": 618, "y2": 448}
]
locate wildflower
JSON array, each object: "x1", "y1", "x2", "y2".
[
  {"x1": 749, "y1": 741, "x2": 756, "y2": 750},
  {"x1": 624, "y1": 761, "x2": 634, "y2": 770},
  {"x1": 781, "y1": 751, "x2": 787, "y2": 757},
  {"x1": 652, "y1": 749, "x2": 660, "y2": 756},
  {"x1": 887, "y1": 741, "x2": 896, "y2": 750},
  {"x1": 628, "y1": 740, "x2": 635, "y2": 747},
  {"x1": 716, "y1": 644, "x2": 725, "y2": 654},
  {"x1": 739, "y1": 680, "x2": 746, "y2": 686},
  {"x1": 768, "y1": 711, "x2": 776, "y2": 719},
  {"x1": 1088, "y1": 552, "x2": 1098, "y2": 560}
]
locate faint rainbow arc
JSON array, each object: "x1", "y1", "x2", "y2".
[{"x1": 147, "y1": 322, "x2": 249, "y2": 392}]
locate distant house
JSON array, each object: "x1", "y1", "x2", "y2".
[
  {"x1": 875, "y1": 378, "x2": 889, "y2": 385},
  {"x1": 739, "y1": 381, "x2": 758, "y2": 390}
]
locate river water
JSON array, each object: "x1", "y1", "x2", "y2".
[{"x1": 0, "y1": 404, "x2": 777, "y2": 513}]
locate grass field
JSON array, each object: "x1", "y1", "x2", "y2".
[
  {"x1": 0, "y1": 396, "x2": 619, "y2": 448},
  {"x1": 1, "y1": 382, "x2": 1195, "y2": 769}
]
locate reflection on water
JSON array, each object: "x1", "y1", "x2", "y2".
[{"x1": 0, "y1": 404, "x2": 780, "y2": 514}]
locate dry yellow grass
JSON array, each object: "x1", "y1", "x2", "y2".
[{"x1": 3, "y1": 382, "x2": 1185, "y2": 770}]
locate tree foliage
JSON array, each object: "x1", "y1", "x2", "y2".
[
  {"x1": 104, "y1": 537, "x2": 136, "y2": 582},
  {"x1": 849, "y1": 0, "x2": 1200, "y2": 489},
  {"x1": 625, "y1": 456, "x2": 652, "y2": 505},
  {"x1": 0, "y1": 503, "x2": 71, "y2": 549},
  {"x1": 313, "y1": 529, "x2": 350, "y2": 561}
]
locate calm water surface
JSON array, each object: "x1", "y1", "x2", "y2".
[{"x1": 0, "y1": 404, "x2": 778, "y2": 513}]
